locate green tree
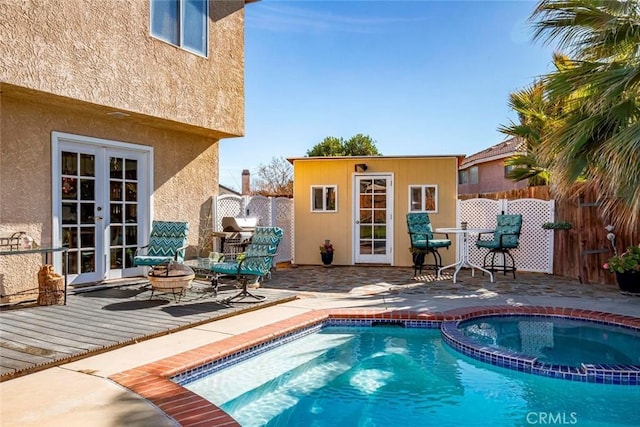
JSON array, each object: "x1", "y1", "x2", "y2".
[
  {"x1": 530, "y1": 0, "x2": 640, "y2": 233},
  {"x1": 306, "y1": 134, "x2": 382, "y2": 156},
  {"x1": 252, "y1": 157, "x2": 293, "y2": 197}
]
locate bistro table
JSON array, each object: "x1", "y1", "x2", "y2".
[{"x1": 434, "y1": 227, "x2": 495, "y2": 284}]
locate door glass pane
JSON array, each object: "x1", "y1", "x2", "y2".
[
  {"x1": 359, "y1": 210, "x2": 372, "y2": 224},
  {"x1": 80, "y1": 154, "x2": 95, "y2": 176},
  {"x1": 66, "y1": 252, "x2": 78, "y2": 275},
  {"x1": 110, "y1": 204, "x2": 123, "y2": 223},
  {"x1": 62, "y1": 178, "x2": 77, "y2": 199},
  {"x1": 125, "y1": 159, "x2": 137, "y2": 180},
  {"x1": 62, "y1": 203, "x2": 77, "y2": 224},
  {"x1": 81, "y1": 251, "x2": 95, "y2": 273},
  {"x1": 110, "y1": 182, "x2": 123, "y2": 201},
  {"x1": 61, "y1": 152, "x2": 77, "y2": 175},
  {"x1": 126, "y1": 226, "x2": 137, "y2": 246},
  {"x1": 111, "y1": 248, "x2": 122, "y2": 269},
  {"x1": 80, "y1": 228, "x2": 95, "y2": 248},
  {"x1": 80, "y1": 203, "x2": 94, "y2": 224},
  {"x1": 373, "y1": 241, "x2": 386, "y2": 254},
  {"x1": 111, "y1": 226, "x2": 123, "y2": 246},
  {"x1": 373, "y1": 179, "x2": 386, "y2": 192},
  {"x1": 126, "y1": 204, "x2": 137, "y2": 223},
  {"x1": 125, "y1": 183, "x2": 137, "y2": 202},
  {"x1": 80, "y1": 179, "x2": 95, "y2": 200},
  {"x1": 110, "y1": 158, "x2": 123, "y2": 179},
  {"x1": 373, "y1": 210, "x2": 386, "y2": 224},
  {"x1": 373, "y1": 226, "x2": 386, "y2": 239}
]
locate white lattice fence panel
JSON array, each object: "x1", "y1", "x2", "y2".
[
  {"x1": 458, "y1": 198, "x2": 503, "y2": 266},
  {"x1": 215, "y1": 195, "x2": 244, "y2": 231},
  {"x1": 245, "y1": 195, "x2": 271, "y2": 226},
  {"x1": 506, "y1": 199, "x2": 554, "y2": 273},
  {"x1": 274, "y1": 198, "x2": 293, "y2": 263}
]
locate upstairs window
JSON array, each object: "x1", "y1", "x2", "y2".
[
  {"x1": 409, "y1": 185, "x2": 438, "y2": 213},
  {"x1": 459, "y1": 170, "x2": 468, "y2": 185},
  {"x1": 469, "y1": 166, "x2": 479, "y2": 184},
  {"x1": 311, "y1": 186, "x2": 337, "y2": 212},
  {"x1": 150, "y1": 0, "x2": 208, "y2": 56}
]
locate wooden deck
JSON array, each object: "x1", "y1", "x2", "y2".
[{"x1": 0, "y1": 281, "x2": 297, "y2": 381}]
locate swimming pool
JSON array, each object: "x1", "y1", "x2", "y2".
[
  {"x1": 180, "y1": 325, "x2": 640, "y2": 426},
  {"x1": 110, "y1": 306, "x2": 640, "y2": 427}
]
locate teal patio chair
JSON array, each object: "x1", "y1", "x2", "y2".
[
  {"x1": 475, "y1": 214, "x2": 522, "y2": 279},
  {"x1": 210, "y1": 226, "x2": 283, "y2": 303},
  {"x1": 406, "y1": 212, "x2": 451, "y2": 277},
  {"x1": 133, "y1": 221, "x2": 189, "y2": 267}
]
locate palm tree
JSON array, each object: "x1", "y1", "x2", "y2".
[
  {"x1": 530, "y1": 0, "x2": 640, "y2": 234},
  {"x1": 499, "y1": 54, "x2": 570, "y2": 186}
]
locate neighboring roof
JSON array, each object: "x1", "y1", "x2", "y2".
[
  {"x1": 219, "y1": 184, "x2": 241, "y2": 196},
  {"x1": 460, "y1": 137, "x2": 526, "y2": 169},
  {"x1": 287, "y1": 154, "x2": 466, "y2": 164}
]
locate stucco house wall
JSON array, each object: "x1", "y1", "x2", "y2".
[
  {"x1": 290, "y1": 156, "x2": 461, "y2": 267},
  {"x1": 459, "y1": 158, "x2": 528, "y2": 195},
  {"x1": 0, "y1": 0, "x2": 247, "y2": 303},
  {"x1": 0, "y1": 0, "x2": 245, "y2": 137}
]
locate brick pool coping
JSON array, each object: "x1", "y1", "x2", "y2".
[{"x1": 109, "y1": 306, "x2": 640, "y2": 426}]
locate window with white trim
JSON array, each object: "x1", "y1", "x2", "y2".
[
  {"x1": 409, "y1": 185, "x2": 438, "y2": 212},
  {"x1": 150, "y1": 0, "x2": 208, "y2": 56},
  {"x1": 311, "y1": 186, "x2": 337, "y2": 212}
]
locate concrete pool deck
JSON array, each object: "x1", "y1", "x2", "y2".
[{"x1": 1, "y1": 267, "x2": 639, "y2": 426}]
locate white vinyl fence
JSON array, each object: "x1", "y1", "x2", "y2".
[
  {"x1": 214, "y1": 195, "x2": 294, "y2": 263},
  {"x1": 458, "y1": 198, "x2": 555, "y2": 273}
]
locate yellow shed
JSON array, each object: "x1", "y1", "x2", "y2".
[{"x1": 288, "y1": 155, "x2": 464, "y2": 267}]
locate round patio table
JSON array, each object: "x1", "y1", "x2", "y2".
[{"x1": 434, "y1": 227, "x2": 495, "y2": 284}]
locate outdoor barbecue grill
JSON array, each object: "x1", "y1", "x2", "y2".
[{"x1": 214, "y1": 217, "x2": 258, "y2": 259}]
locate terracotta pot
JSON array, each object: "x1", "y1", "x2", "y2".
[{"x1": 616, "y1": 271, "x2": 640, "y2": 295}]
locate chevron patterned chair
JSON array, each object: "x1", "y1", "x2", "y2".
[
  {"x1": 406, "y1": 212, "x2": 451, "y2": 277},
  {"x1": 133, "y1": 221, "x2": 189, "y2": 267},
  {"x1": 211, "y1": 226, "x2": 283, "y2": 303},
  {"x1": 476, "y1": 214, "x2": 522, "y2": 279}
]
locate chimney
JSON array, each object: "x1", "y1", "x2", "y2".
[{"x1": 241, "y1": 169, "x2": 250, "y2": 195}]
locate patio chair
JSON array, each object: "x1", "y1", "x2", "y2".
[
  {"x1": 406, "y1": 212, "x2": 451, "y2": 277},
  {"x1": 475, "y1": 214, "x2": 522, "y2": 279},
  {"x1": 133, "y1": 221, "x2": 189, "y2": 267},
  {"x1": 210, "y1": 226, "x2": 283, "y2": 303}
]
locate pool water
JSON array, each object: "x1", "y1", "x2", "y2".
[
  {"x1": 459, "y1": 315, "x2": 640, "y2": 367},
  {"x1": 183, "y1": 326, "x2": 640, "y2": 426}
]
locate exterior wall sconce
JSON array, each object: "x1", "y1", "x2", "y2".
[{"x1": 354, "y1": 163, "x2": 368, "y2": 172}]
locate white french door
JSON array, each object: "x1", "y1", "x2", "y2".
[
  {"x1": 52, "y1": 133, "x2": 152, "y2": 284},
  {"x1": 354, "y1": 175, "x2": 393, "y2": 264}
]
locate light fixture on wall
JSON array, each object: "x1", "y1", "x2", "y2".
[{"x1": 354, "y1": 163, "x2": 368, "y2": 172}]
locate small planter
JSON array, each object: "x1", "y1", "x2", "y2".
[
  {"x1": 616, "y1": 271, "x2": 640, "y2": 295},
  {"x1": 321, "y1": 252, "x2": 334, "y2": 266}
]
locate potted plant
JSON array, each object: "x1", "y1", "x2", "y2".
[
  {"x1": 320, "y1": 240, "x2": 334, "y2": 266},
  {"x1": 603, "y1": 244, "x2": 640, "y2": 294}
]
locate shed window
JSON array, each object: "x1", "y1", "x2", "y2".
[
  {"x1": 150, "y1": 0, "x2": 208, "y2": 56},
  {"x1": 409, "y1": 185, "x2": 437, "y2": 213},
  {"x1": 311, "y1": 186, "x2": 337, "y2": 212}
]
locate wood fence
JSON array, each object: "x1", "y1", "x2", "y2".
[{"x1": 460, "y1": 185, "x2": 639, "y2": 285}]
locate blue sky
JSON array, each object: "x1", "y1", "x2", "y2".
[{"x1": 219, "y1": 0, "x2": 556, "y2": 190}]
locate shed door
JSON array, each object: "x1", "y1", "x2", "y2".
[{"x1": 354, "y1": 175, "x2": 393, "y2": 264}]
